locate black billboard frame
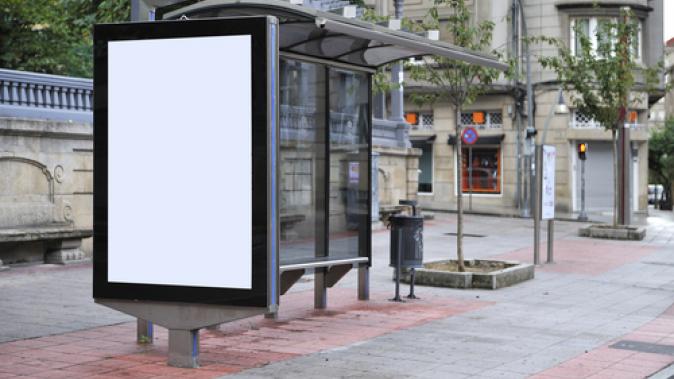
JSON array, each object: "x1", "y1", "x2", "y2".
[{"x1": 93, "y1": 16, "x2": 279, "y2": 310}]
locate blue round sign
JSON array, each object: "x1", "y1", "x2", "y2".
[{"x1": 462, "y1": 127, "x2": 479, "y2": 145}]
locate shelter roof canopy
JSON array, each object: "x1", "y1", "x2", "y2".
[{"x1": 162, "y1": 0, "x2": 508, "y2": 71}]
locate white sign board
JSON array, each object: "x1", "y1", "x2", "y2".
[
  {"x1": 541, "y1": 145, "x2": 556, "y2": 220},
  {"x1": 107, "y1": 35, "x2": 252, "y2": 289}
]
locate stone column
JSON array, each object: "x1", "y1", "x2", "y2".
[{"x1": 406, "y1": 149, "x2": 421, "y2": 201}]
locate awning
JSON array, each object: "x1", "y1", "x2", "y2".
[
  {"x1": 447, "y1": 134, "x2": 504, "y2": 145},
  {"x1": 410, "y1": 134, "x2": 436, "y2": 144},
  {"x1": 160, "y1": 0, "x2": 508, "y2": 71}
]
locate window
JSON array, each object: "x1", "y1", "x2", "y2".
[
  {"x1": 570, "y1": 17, "x2": 642, "y2": 62},
  {"x1": 414, "y1": 142, "x2": 433, "y2": 193},
  {"x1": 572, "y1": 109, "x2": 642, "y2": 129},
  {"x1": 407, "y1": 112, "x2": 434, "y2": 130},
  {"x1": 461, "y1": 146, "x2": 501, "y2": 194},
  {"x1": 460, "y1": 111, "x2": 502, "y2": 129}
]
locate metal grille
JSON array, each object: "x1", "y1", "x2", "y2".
[
  {"x1": 460, "y1": 113, "x2": 472, "y2": 126},
  {"x1": 420, "y1": 113, "x2": 434, "y2": 128},
  {"x1": 572, "y1": 111, "x2": 601, "y2": 129},
  {"x1": 488, "y1": 112, "x2": 502, "y2": 126}
]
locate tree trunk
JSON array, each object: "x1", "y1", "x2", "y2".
[
  {"x1": 456, "y1": 106, "x2": 465, "y2": 272},
  {"x1": 612, "y1": 128, "x2": 618, "y2": 227}
]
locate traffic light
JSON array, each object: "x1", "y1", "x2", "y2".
[
  {"x1": 578, "y1": 143, "x2": 587, "y2": 160},
  {"x1": 525, "y1": 127, "x2": 537, "y2": 139}
]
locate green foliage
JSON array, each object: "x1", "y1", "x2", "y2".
[
  {"x1": 400, "y1": 0, "x2": 505, "y2": 271},
  {"x1": 531, "y1": 8, "x2": 660, "y2": 132},
  {"x1": 649, "y1": 118, "x2": 674, "y2": 209},
  {"x1": 360, "y1": 9, "x2": 399, "y2": 95},
  {"x1": 0, "y1": 0, "x2": 130, "y2": 78},
  {"x1": 405, "y1": 0, "x2": 503, "y2": 110}
]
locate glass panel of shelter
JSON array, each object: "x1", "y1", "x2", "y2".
[
  {"x1": 328, "y1": 68, "x2": 369, "y2": 260},
  {"x1": 279, "y1": 58, "x2": 369, "y2": 265},
  {"x1": 279, "y1": 58, "x2": 326, "y2": 265}
]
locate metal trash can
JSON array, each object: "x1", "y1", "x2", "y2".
[{"x1": 389, "y1": 214, "x2": 423, "y2": 269}]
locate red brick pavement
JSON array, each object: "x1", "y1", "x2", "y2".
[
  {"x1": 530, "y1": 304, "x2": 674, "y2": 378},
  {"x1": 0, "y1": 289, "x2": 489, "y2": 378},
  {"x1": 496, "y1": 239, "x2": 657, "y2": 276}
]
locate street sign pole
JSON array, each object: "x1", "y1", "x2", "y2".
[
  {"x1": 533, "y1": 145, "x2": 541, "y2": 265},
  {"x1": 469, "y1": 146, "x2": 473, "y2": 211},
  {"x1": 461, "y1": 127, "x2": 478, "y2": 213}
]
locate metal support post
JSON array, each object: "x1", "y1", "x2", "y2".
[
  {"x1": 523, "y1": 154, "x2": 532, "y2": 218},
  {"x1": 618, "y1": 125, "x2": 632, "y2": 225},
  {"x1": 578, "y1": 159, "x2": 588, "y2": 221},
  {"x1": 533, "y1": 145, "x2": 542, "y2": 264},
  {"x1": 406, "y1": 268, "x2": 419, "y2": 299},
  {"x1": 168, "y1": 329, "x2": 199, "y2": 368},
  {"x1": 390, "y1": 231, "x2": 403, "y2": 302},
  {"x1": 314, "y1": 267, "x2": 327, "y2": 309},
  {"x1": 137, "y1": 318, "x2": 153, "y2": 344},
  {"x1": 468, "y1": 146, "x2": 473, "y2": 211},
  {"x1": 546, "y1": 220, "x2": 554, "y2": 263},
  {"x1": 390, "y1": 0, "x2": 404, "y2": 122},
  {"x1": 358, "y1": 266, "x2": 369, "y2": 300}
]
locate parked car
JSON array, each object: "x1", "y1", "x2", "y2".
[{"x1": 648, "y1": 184, "x2": 664, "y2": 205}]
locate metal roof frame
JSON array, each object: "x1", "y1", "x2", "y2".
[{"x1": 161, "y1": 0, "x2": 508, "y2": 71}]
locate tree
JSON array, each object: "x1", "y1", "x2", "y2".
[
  {"x1": 649, "y1": 118, "x2": 674, "y2": 210},
  {"x1": 0, "y1": 0, "x2": 130, "y2": 78},
  {"x1": 406, "y1": 0, "x2": 503, "y2": 271},
  {"x1": 533, "y1": 7, "x2": 661, "y2": 226}
]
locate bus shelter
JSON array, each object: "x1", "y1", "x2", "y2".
[{"x1": 94, "y1": 0, "x2": 506, "y2": 368}]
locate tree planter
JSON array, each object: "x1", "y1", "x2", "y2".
[
  {"x1": 578, "y1": 224, "x2": 646, "y2": 241},
  {"x1": 401, "y1": 260, "x2": 534, "y2": 290}
]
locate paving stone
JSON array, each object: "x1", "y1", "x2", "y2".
[{"x1": 1, "y1": 212, "x2": 674, "y2": 378}]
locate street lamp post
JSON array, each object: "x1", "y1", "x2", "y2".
[
  {"x1": 534, "y1": 88, "x2": 568, "y2": 264},
  {"x1": 390, "y1": 0, "x2": 404, "y2": 122},
  {"x1": 512, "y1": 0, "x2": 534, "y2": 218}
]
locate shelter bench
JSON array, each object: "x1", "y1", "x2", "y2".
[{"x1": 261, "y1": 256, "x2": 370, "y2": 318}]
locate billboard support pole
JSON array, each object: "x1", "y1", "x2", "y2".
[
  {"x1": 168, "y1": 329, "x2": 199, "y2": 368},
  {"x1": 137, "y1": 319, "x2": 153, "y2": 344},
  {"x1": 96, "y1": 299, "x2": 265, "y2": 368}
]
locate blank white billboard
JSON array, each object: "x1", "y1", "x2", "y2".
[{"x1": 107, "y1": 35, "x2": 252, "y2": 289}]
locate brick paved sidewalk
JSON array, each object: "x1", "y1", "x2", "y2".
[
  {"x1": 2, "y1": 211, "x2": 674, "y2": 378},
  {"x1": 0, "y1": 289, "x2": 487, "y2": 379}
]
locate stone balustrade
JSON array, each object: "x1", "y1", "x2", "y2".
[{"x1": 0, "y1": 68, "x2": 92, "y2": 123}]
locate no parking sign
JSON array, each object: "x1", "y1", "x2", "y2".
[{"x1": 461, "y1": 127, "x2": 478, "y2": 145}]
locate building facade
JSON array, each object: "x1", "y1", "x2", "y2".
[{"x1": 369, "y1": 0, "x2": 664, "y2": 216}]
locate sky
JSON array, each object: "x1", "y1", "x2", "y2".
[{"x1": 666, "y1": 1, "x2": 674, "y2": 44}]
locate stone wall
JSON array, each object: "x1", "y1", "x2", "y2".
[
  {"x1": 0, "y1": 119, "x2": 93, "y2": 262},
  {"x1": 374, "y1": 145, "x2": 421, "y2": 209}
]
